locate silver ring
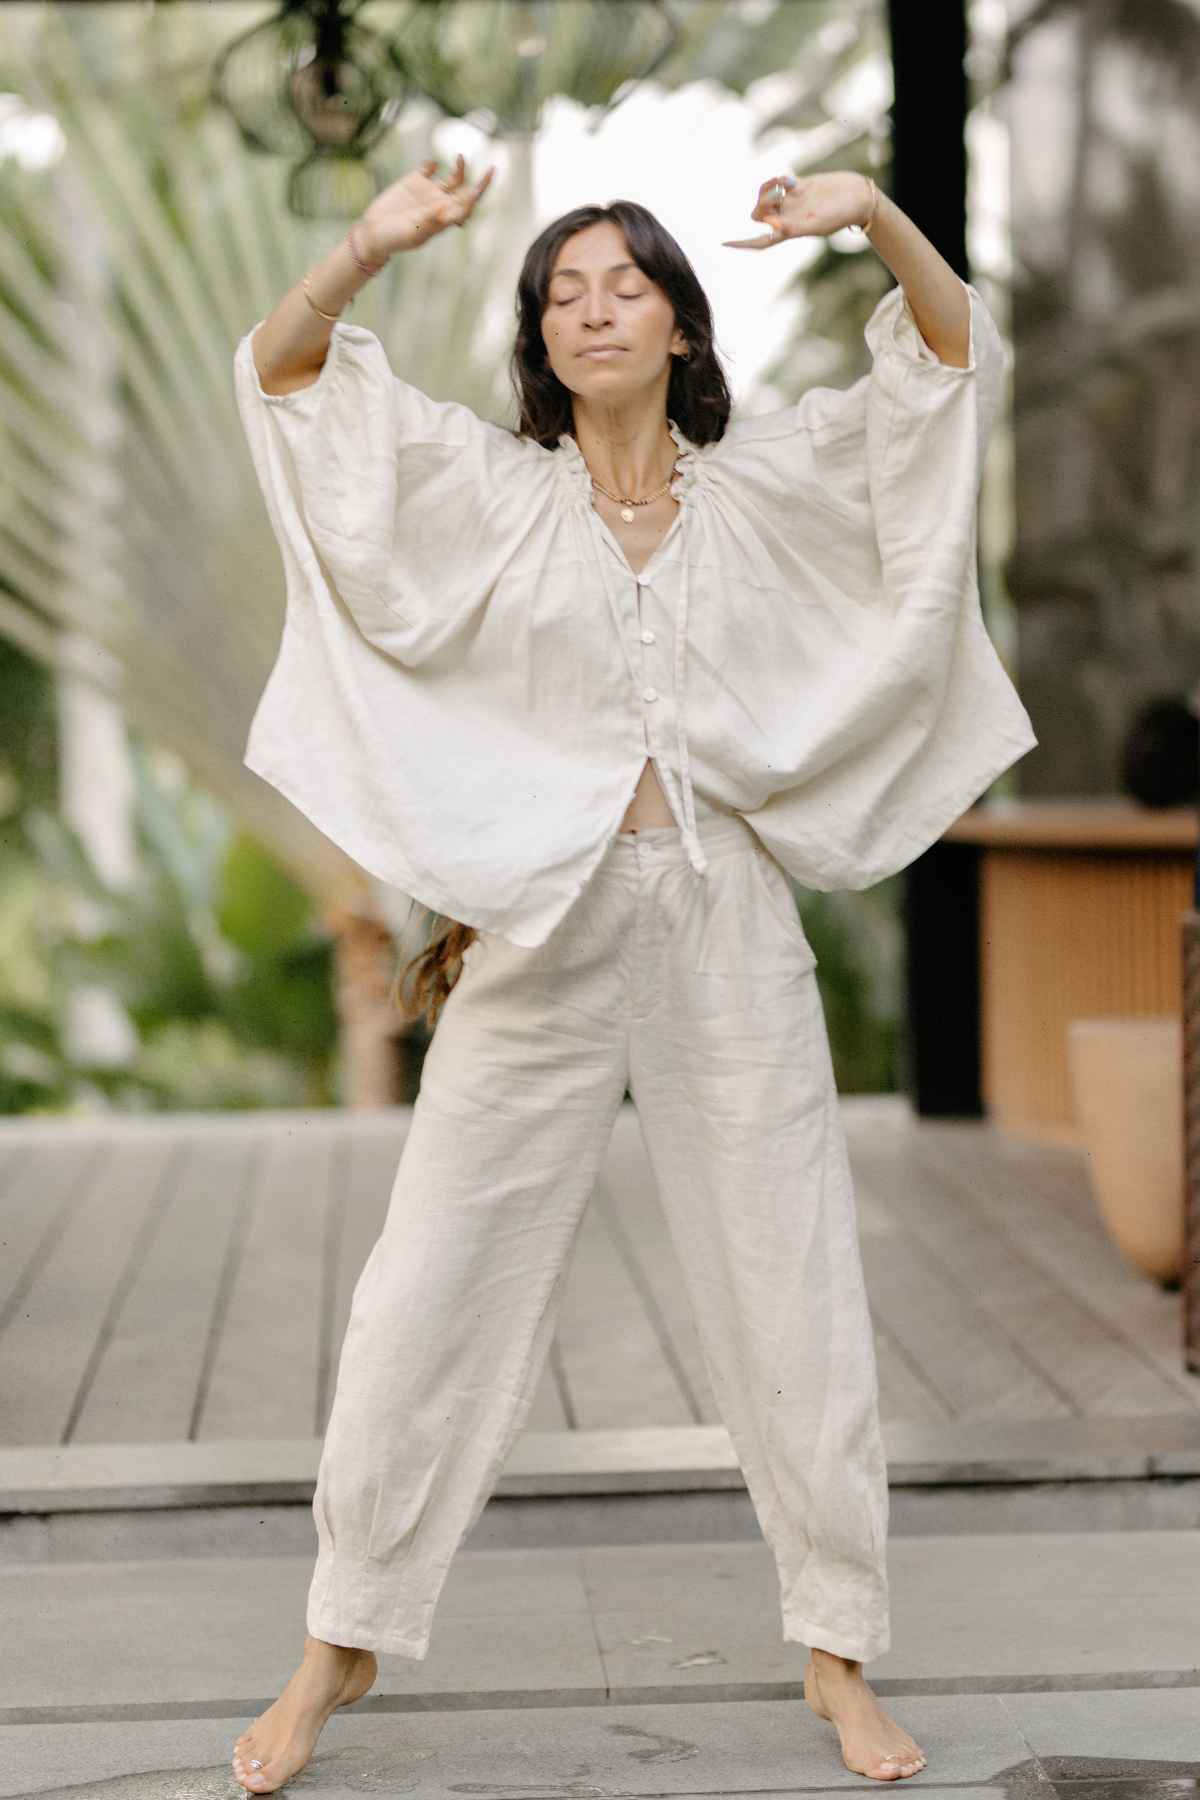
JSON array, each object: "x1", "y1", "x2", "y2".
[{"x1": 250, "y1": 1759, "x2": 264, "y2": 1770}]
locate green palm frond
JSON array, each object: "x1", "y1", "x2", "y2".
[{"x1": 0, "y1": 2, "x2": 536, "y2": 905}]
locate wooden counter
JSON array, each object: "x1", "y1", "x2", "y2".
[{"x1": 940, "y1": 799, "x2": 1197, "y2": 1143}]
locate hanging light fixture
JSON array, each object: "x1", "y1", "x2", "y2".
[
  {"x1": 208, "y1": 0, "x2": 680, "y2": 218},
  {"x1": 209, "y1": 0, "x2": 411, "y2": 216},
  {"x1": 388, "y1": 0, "x2": 680, "y2": 137}
]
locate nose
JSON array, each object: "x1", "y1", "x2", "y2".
[{"x1": 582, "y1": 293, "x2": 615, "y2": 331}]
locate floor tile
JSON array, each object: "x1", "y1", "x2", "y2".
[
  {"x1": 1000, "y1": 1686, "x2": 1200, "y2": 1766},
  {"x1": 0, "y1": 1694, "x2": 1039, "y2": 1798}
]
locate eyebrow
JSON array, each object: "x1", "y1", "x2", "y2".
[{"x1": 549, "y1": 261, "x2": 640, "y2": 280}]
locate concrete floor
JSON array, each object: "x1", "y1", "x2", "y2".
[{"x1": 1, "y1": 1531, "x2": 1198, "y2": 1797}]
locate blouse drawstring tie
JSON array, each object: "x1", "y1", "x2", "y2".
[
  {"x1": 672, "y1": 547, "x2": 708, "y2": 879},
  {"x1": 664, "y1": 421, "x2": 708, "y2": 880}
]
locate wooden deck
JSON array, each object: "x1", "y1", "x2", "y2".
[{"x1": 1, "y1": 1094, "x2": 1196, "y2": 1470}]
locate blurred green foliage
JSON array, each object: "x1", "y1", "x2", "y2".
[{"x1": 0, "y1": 697, "x2": 338, "y2": 1114}]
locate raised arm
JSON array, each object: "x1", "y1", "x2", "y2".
[
  {"x1": 250, "y1": 153, "x2": 497, "y2": 395},
  {"x1": 251, "y1": 233, "x2": 378, "y2": 395},
  {"x1": 722, "y1": 169, "x2": 972, "y2": 368},
  {"x1": 846, "y1": 182, "x2": 971, "y2": 368},
  {"x1": 232, "y1": 147, "x2": 543, "y2": 672}
]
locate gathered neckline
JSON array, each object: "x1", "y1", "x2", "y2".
[{"x1": 554, "y1": 417, "x2": 702, "y2": 510}]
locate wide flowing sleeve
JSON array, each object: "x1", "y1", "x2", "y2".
[
  {"x1": 229, "y1": 316, "x2": 558, "y2": 915},
  {"x1": 232, "y1": 317, "x2": 539, "y2": 667},
  {"x1": 716, "y1": 277, "x2": 1038, "y2": 891}
]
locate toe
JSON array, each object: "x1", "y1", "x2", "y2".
[{"x1": 873, "y1": 1753, "x2": 925, "y2": 1781}]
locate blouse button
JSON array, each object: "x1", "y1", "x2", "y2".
[
  {"x1": 641, "y1": 629, "x2": 655, "y2": 644},
  {"x1": 642, "y1": 686, "x2": 658, "y2": 702}
]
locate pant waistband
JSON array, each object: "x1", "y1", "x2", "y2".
[{"x1": 598, "y1": 809, "x2": 759, "y2": 870}]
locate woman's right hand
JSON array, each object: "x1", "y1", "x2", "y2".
[{"x1": 359, "y1": 154, "x2": 497, "y2": 262}]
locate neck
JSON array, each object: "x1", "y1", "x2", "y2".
[{"x1": 571, "y1": 412, "x2": 678, "y2": 499}]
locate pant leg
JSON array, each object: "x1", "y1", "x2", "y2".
[
  {"x1": 627, "y1": 822, "x2": 891, "y2": 1665},
  {"x1": 308, "y1": 897, "x2": 629, "y2": 1658}
]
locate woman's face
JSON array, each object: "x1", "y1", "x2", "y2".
[{"x1": 540, "y1": 220, "x2": 688, "y2": 402}]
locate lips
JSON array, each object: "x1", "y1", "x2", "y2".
[{"x1": 581, "y1": 346, "x2": 624, "y2": 356}]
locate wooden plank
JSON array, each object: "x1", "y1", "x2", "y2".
[
  {"x1": 329, "y1": 1123, "x2": 402, "y2": 1360},
  {"x1": 844, "y1": 1115, "x2": 956, "y2": 1426},
  {"x1": 918, "y1": 1120, "x2": 1200, "y2": 1411},
  {"x1": 520, "y1": 1348, "x2": 571, "y2": 1433},
  {"x1": 850, "y1": 1122, "x2": 1190, "y2": 1421},
  {"x1": 0, "y1": 1136, "x2": 98, "y2": 1325},
  {"x1": 321, "y1": 1121, "x2": 405, "y2": 1435},
  {"x1": 4, "y1": 1103, "x2": 1195, "y2": 1462},
  {"x1": 199, "y1": 1120, "x2": 333, "y2": 1440},
  {"x1": 851, "y1": 1172, "x2": 1075, "y2": 1424},
  {"x1": 73, "y1": 1129, "x2": 256, "y2": 1443},
  {"x1": 555, "y1": 1183, "x2": 695, "y2": 1430},
  {"x1": 0, "y1": 1135, "x2": 175, "y2": 1445},
  {"x1": 598, "y1": 1105, "x2": 717, "y2": 1424},
  {"x1": 0, "y1": 1139, "x2": 31, "y2": 1203},
  {"x1": 872, "y1": 1318, "x2": 955, "y2": 1427},
  {"x1": 331, "y1": 1123, "x2": 402, "y2": 1350}
]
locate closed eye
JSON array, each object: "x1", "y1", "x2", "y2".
[{"x1": 553, "y1": 292, "x2": 645, "y2": 304}]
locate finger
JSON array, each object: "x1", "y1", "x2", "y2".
[
  {"x1": 721, "y1": 229, "x2": 783, "y2": 250},
  {"x1": 751, "y1": 173, "x2": 797, "y2": 222},
  {"x1": 458, "y1": 165, "x2": 496, "y2": 224}
]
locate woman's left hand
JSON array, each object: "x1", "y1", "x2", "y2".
[{"x1": 722, "y1": 171, "x2": 873, "y2": 250}]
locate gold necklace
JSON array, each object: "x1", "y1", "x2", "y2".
[{"x1": 589, "y1": 461, "x2": 679, "y2": 523}]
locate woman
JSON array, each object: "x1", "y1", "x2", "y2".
[{"x1": 229, "y1": 154, "x2": 1037, "y2": 1794}]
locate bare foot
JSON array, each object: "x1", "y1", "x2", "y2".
[
  {"x1": 804, "y1": 1647, "x2": 926, "y2": 1781},
  {"x1": 231, "y1": 1633, "x2": 378, "y2": 1793}
]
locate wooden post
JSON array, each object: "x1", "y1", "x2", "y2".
[
  {"x1": 887, "y1": 0, "x2": 980, "y2": 1116},
  {"x1": 1184, "y1": 817, "x2": 1200, "y2": 1369},
  {"x1": 326, "y1": 903, "x2": 418, "y2": 1108}
]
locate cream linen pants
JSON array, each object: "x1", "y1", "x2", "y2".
[{"x1": 307, "y1": 809, "x2": 891, "y2": 1664}]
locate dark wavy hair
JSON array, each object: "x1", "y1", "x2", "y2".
[{"x1": 395, "y1": 200, "x2": 733, "y2": 1032}]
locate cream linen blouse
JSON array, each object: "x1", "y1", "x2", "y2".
[{"x1": 232, "y1": 277, "x2": 1037, "y2": 948}]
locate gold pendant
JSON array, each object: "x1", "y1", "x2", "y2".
[{"x1": 620, "y1": 506, "x2": 635, "y2": 522}]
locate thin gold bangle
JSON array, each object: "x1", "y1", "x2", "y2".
[
  {"x1": 852, "y1": 175, "x2": 879, "y2": 235},
  {"x1": 301, "y1": 272, "x2": 343, "y2": 321}
]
